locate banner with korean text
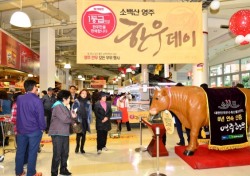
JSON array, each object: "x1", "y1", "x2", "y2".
[{"x1": 77, "y1": 1, "x2": 203, "y2": 64}]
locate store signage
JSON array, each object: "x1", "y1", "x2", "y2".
[
  {"x1": 0, "y1": 29, "x2": 40, "y2": 75},
  {"x1": 90, "y1": 79, "x2": 106, "y2": 88},
  {"x1": 77, "y1": 1, "x2": 204, "y2": 64}
]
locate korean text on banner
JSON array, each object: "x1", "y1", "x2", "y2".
[{"x1": 77, "y1": 1, "x2": 204, "y2": 64}]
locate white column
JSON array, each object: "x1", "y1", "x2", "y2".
[
  {"x1": 65, "y1": 69, "x2": 70, "y2": 90},
  {"x1": 78, "y1": 80, "x2": 83, "y2": 91},
  {"x1": 39, "y1": 28, "x2": 55, "y2": 92},
  {"x1": 192, "y1": 10, "x2": 208, "y2": 86},
  {"x1": 140, "y1": 64, "x2": 149, "y2": 100},
  {"x1": 141, "y1": 64, "x2": 149, "y2": 84}
]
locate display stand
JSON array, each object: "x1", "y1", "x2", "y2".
[
  {"x1": 142, "y1": 118, "x2": 168, "y2": 157},
  {"x1": 135, "y1": 116, "x2": 147, "y2": 152}
]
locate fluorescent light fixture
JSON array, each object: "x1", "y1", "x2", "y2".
[
  {"x1": 10, "y1": 0, "x2": 31, "y2": 28},
  {"x1": 157, "y1": 82, "x2": 177, "y2": 86},
  {"x1": 64, "y1": 63, "x2": 71, "y2": 69},
  {"x1": 64, "y1": 59, "x2": 71, "y2": 69}
]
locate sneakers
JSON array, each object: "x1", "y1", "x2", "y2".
[
  {"x1": 33, "y1": 172, "x2": 42, "y2": 176},
  {"x1": 97, "y1": 150, "x2": 102, "y2": 154},
  {"x1": 102, "y1": 147, "x2": 108, "y2": 151}
]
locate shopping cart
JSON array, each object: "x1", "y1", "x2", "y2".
[
  {"x1": 0, "y1": 115, "x2": 15, "y2": 162},
  {"x1": 109, "y1": 111, "x2": 122, "y2": 138}
]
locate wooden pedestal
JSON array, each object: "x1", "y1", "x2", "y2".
[{"x1": 142, "y1": 119, "x2": 169, "y2": 157}]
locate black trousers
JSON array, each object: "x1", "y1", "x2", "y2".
[
  {"x1": 51, "y1": 136, "x2": 69, "y2": 175},
  {"x1": 97, "y1": 130, "x2": 108, "y2": 151},
  {"x1": 118, "y1": 121, "x2": 131, "y2": 131},
  {"x1": 75, "y1": 132, "x2": 86, "y2": 151},
  {"x1": 175, "y1": 116, "x2": 190, "y2": 143},
  {"x1": 45, "y1": 109, "x2": 52, "y2": 131}
]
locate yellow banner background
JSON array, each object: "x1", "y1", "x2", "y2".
[{"x1": 77, "y1": 1, "x2": 204, "y2": 64}]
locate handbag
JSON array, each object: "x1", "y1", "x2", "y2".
[{"x1": 72, "y1": 122, "x2": 83, "y2": 133}]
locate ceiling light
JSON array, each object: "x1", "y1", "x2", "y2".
[
  {"x1": 64, "y1": 59, "x2": 71, "y2": 69},
  {"x1": 78, "y1": 75, "x2": 83, "y2": 79},
  {"x1": 10, "y1": 0, "x2": 31, "y2": 28},
  {"x1": 210, "y1": 0, "x2": 220, "y2": 11}
]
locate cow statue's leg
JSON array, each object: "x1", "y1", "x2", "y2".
[{"x1": 183, "y1": 127, "x2": 199, "y2": 156}]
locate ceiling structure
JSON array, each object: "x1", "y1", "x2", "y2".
[{"x1": 0, "y1": 0, "x2": 249, "y2": 83}]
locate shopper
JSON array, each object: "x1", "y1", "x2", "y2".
[
  {"x1": 117, "y1": 93, "x2": 131, "y2": 131},
  {"x1": 48, "y1": 90, "x2": 77, "y2": 176},
  {"x1": 72, "y1": 89, "x2": 92, "y2": 154},
  {"x1": 15, "y1": 80, "x2": 46, "y2": 176},
  {"x1": 69, "y1": 85, "x2": 78, "y2": 108},
  {"x1": 0, "y1": 90, "x2": 12, "y2": 115},
  {"x1": 41, "y1": 87, "x2": 56, "y2": 133},
  {"x1": 94, "y1": 92, "x2": 112, "y2": 154},
  {"x1": 91, "y1": 89, "x2": 99, "y2": 110},
  {"x1": 40, "y1": 90, "x2": 47, "y2": 98},
  {"x1": 0, "y1": 90, "x2": 12, "y2": 146},
  {"x1": 174, "y1": 83, "x2": 190, "y2": 146}
]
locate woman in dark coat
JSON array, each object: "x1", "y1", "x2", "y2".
[
  {"x1": 72, "y1": 89, "x2": 92, "y2": 154},
  {"x1": 94, "y1": 92, "x2": 112, "y2": 154}
]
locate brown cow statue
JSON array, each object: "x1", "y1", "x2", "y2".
[{"x1": 149, "y1": 86, "x2": 250, "y2": 156}]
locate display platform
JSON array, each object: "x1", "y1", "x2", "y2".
[
  {"x1": 142, "y1": 118, "x2": 168, "y2": 157},
  {"x1": 175, "y1": 144, "x2": 250, "y2": 169}
]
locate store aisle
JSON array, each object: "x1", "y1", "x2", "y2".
[{"x1": 0, "y1": 125, "x2": 250, "y2": 176}]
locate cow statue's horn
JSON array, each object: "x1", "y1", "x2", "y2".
[{"x1": 155, "y1": 86, "x2": 161, "y2": 91}]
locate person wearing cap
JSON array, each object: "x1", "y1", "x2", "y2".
[
  {"x1": 41, "y1": 87, "x2": 57, "y2": 133},
  {"x1": 94, "y1": 92, "x2": 112, "y2": 154}
]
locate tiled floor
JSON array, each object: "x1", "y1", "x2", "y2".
[{"x1": 0, "y1": 122, "x2": 250, "y2": 176}]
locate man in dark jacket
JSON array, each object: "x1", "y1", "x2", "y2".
[{"x1": 42, "y1": 87, "x2": 57, "y2": 133}]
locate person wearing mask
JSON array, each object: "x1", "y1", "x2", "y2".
[
  {"x1": 69, "y1": 85, "x2": 78, "y2": 108},
  {"x1": 15, "y1": 80, "x2": 46, "y2": 176},
  {"x1": 49, "y1": 90, "x2": 77, "y2": 176},
  {"x1": 72, "y1": 89, "x2": 92, "y2": 154},
  {"x1": 94, "y1": 92, "x2": 112, "y2": 154},
  {"x1": 116, "y1": 93, "x2": 131, "y2": 131},
  {"x1": 42, "y1": 87, "x2": 57, "y2": 134},
  {"x1": 0, "y1": 90, "x2": 12, "y2": 146}
]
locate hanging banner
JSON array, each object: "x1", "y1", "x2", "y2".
[
  {"x1": 1, "y1": 31, "x2": 20, "y2": 69},
  {"x1": 77, "y1": 1, "x2": 203, "y2": 64}
]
